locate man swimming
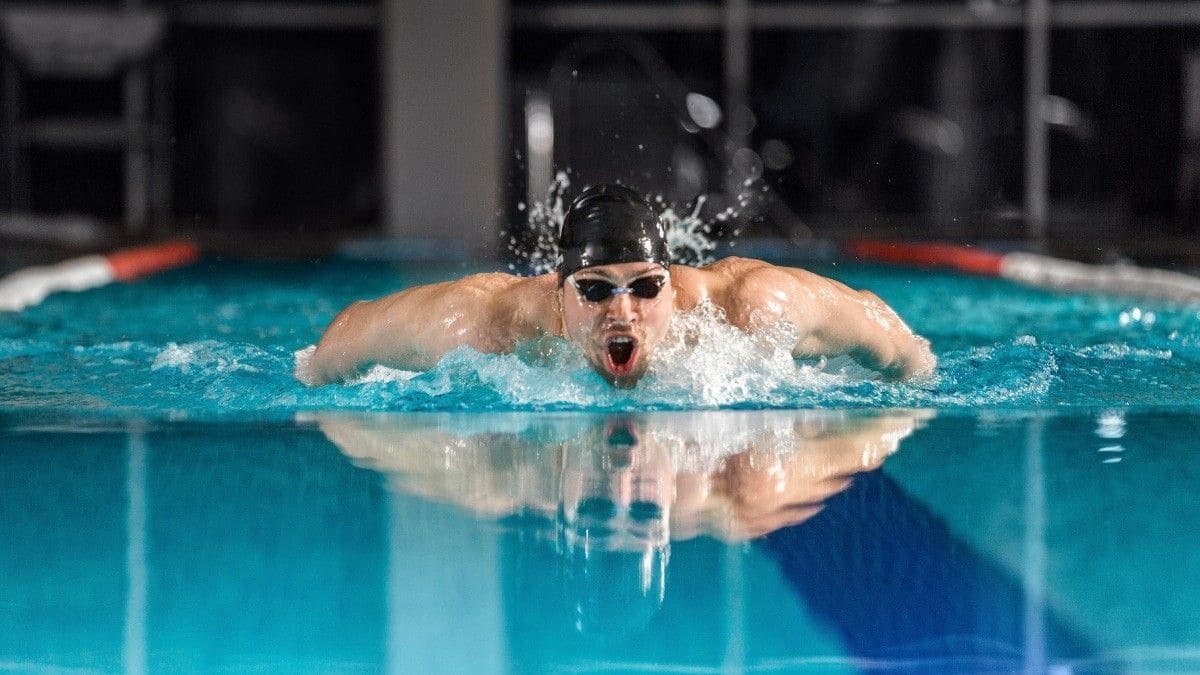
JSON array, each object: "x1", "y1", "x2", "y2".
[{"x1": 304, "y1": 184, "x2": 935, "y2": 387}]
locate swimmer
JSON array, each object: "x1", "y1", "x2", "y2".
[{"x1": 305, "y1": 184, "x2": 936, "y2": 387}]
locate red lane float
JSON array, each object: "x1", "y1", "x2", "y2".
[
  {"x1": 850, "y1": 239, "x2": 1200, "y2": 303},
  {"x1": 0, "y1": 241, "x2": 200, "y2": 312},
  {"x1": 847, "y1": 240, "x2": 1004, "y2": 276}
]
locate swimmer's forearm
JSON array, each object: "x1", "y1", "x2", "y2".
[{"x1": 845, "y1": 289, "x2": 936, "y2": 381}]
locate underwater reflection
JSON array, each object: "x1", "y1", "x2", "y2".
[{"x1": 315, "y1": 409, "x2": 932, "y2": 636}]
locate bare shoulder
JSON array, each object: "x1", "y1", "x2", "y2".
[
  {"x1": 694, "y1": 256, "x2": 827, "y2": 286},
  {"x1": 734, "y1": 258, "x2": 863, "y2": 300},
  {"x1": 489, "y1": 272, "x2": 557, "y2": 307},
  {"x1": 694, "y1": 256, "x2": 820, "y2": 297},
  {"x1": 696, "y1": 256, "x2": 774, "y2": 279},
  {"x1": 687, "y1": 257, "x2": 846, "y2": 328},
  {"x1": 486, "y1": 272, "x2": 562, "y2": 337},
  {"x1": 672, "y1": 256, "x2": 770, "y2": 308},
  {"x1": 439, "y1": 270, "x2": 529, "y2": 295}
]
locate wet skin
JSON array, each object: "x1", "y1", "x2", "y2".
[
  {"x1": 560, "y1": 262, "x2": 674, "y2": 388},
  {"x1": 304, "y1": 256, "x2": 936, "y2": 386}
]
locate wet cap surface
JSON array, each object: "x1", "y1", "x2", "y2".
[{"x1": 558, "y1": 184, "x2": 670, "y2": 281}]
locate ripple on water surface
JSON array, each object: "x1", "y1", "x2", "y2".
[{"x1": 2, "y1": 260, "x2": 1200, "y2": 418}]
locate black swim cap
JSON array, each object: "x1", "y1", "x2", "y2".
[{"x1": 557, "y1": 184, "x2": 670, "y2": 283}]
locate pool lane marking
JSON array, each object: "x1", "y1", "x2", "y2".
[
  {"x1": 123, "y1": 427, "x2": 148, "y2": 675},
  {"x1": 0, "y1": 241, "x2": 199, "y2": 312},
  {"x1": 1022, "y1": 417, "x2": 1048, "y2": 674},
  {"x1": 849, "y1": 240, "x2": 1200, "y2": 304},
  {"x1": 847, "y1": 240, "x2": 1004, "y2": 276},
  {"x1": 106, "y1": 241, "x2": 200, "y2": 282}
]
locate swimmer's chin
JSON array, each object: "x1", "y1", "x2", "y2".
[
  {"x1": 600, "y1": 370, "x2": 645, "y2": 389},
  {"x1": 596, "y1": 370, "x2": 645, "y2": 389}
]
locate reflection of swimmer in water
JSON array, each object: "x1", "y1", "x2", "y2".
[
  {"x1": 316, "y1": 410, "x2": 928, "y2": 544},
  {"x1": 303, "y1": 184, "x2": 936, "y2": 387},
  {"x1": 320, "y1": 412, "x2": 1094, "y2": 663},
  {"x1": 317, "y1": 410, "x2": 928, "y2": 639}
]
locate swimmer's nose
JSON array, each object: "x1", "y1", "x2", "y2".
[{"x1": 607, "y1": 292, "x2": 636, "y2": 319}]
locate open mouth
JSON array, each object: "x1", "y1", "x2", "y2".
[{"x1": 605, "y1": 335, "x2": 639, "y2": 376}]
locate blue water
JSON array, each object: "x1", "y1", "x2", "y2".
[
  {"x1": 3, "y1": 259, "x2": 1200, "y2": 672},
  {"x1": 2, "y1": 409, "x2": 1198, "y2": 672},
  {"x1": 2, "y1": 259, "x2": 1199, "y2": 417}
]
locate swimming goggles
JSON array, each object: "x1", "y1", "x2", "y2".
[{"x1": 568, "y1": 274, "x2": 669, "y2": 303}]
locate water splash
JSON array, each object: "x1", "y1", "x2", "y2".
[
  {"x1": 153, "y1": 340, "x2": 263, "y2": 374},
  {"x1": 8, "y1": 258, "x2": 1200, "y2": 418},
  {"x1": 505, "y1": 171, "x2": 755, "y2": 276},
  {"x1": 641, "y1": 301, "x2": 844, "y2": 407},
  {"x1": 507, "y1": 171, "x2": 572, "y2": 276},
  {"x1": 291, "y1": 303, "x2": 865, "y2": 411}
]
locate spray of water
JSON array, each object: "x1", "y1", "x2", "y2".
[
  {"x1": 505, "y1": 171, "x2": 759, "y2": 276},
  {"x1": 507, "y1": 171, "x2": 572, "y2": 276},
  {"x1": 640, "y1": 301, "x2": 849, "y2": 407}
]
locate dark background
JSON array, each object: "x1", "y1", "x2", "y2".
[{"x1": 3, "y1": 0, "x2": 1199, "y2": 263}]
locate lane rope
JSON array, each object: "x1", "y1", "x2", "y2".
[
  {"x1": 850, "y1": 240, "x2": 1200, "y2": 303},
  {"x1": 0, "y1": 241, "x2": 200, "y2": 312}
]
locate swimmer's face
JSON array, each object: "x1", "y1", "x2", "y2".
[
  {"x1": 561, "y1": 262, "x2": 674, "y2": 388},
  {"x1": 560, "y1": 418, "x2": 674, "y2": 550}
]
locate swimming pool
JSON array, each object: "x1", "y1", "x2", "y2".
[
  {"x1": 2, "y1": 259, "x2": 1199, "y2": 672},
  {"x1": 3, "y1": 258, "x2": 1199, "y2": 415}
]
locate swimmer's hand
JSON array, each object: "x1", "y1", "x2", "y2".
[{"x1": 882, "y1": 336, "x2": 937, "y2": 382}]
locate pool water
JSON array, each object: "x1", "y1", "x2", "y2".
[
  {"x1": 2, "y1": 259, "x2": 1200, "y2": 672},
  {"x1": 1, "y1": 259, "x2": 1199, "y2": 416},
  {"x1": 2, "y1": 409, "x2": 1198, "y2": 672}
]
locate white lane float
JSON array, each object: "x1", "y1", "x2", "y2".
[
  {"x1": 849, "y1": 240, "x2": 1200, "y2": 304},
  {"x1": 0, "y1": 241, "x2": 200, "y2": 312}
]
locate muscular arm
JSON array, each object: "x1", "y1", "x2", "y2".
[
  {"x1": 304, "y1": 273, "x2": 558, "y2": 385},
  {"x1": 724, "y1": 264, "x2": 936, "y2": 381}
]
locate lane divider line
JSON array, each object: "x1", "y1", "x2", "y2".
[
  {"x1": 0, "y1": 241, "x2": 200, "y2": 312},
  {"x1": 847, "y1": 240, "x2": 1004, "y2": 276},
  {"x1": 850, "y1": 240, "x2": 1200, "y2": 304}
]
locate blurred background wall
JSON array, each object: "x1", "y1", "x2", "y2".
[{"x1": 1, "y1": 0, "x2": 1199, "y2": 263}]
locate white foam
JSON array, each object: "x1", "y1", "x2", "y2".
[
  {"x1": 351, "y1": 364, "x2": 420, "y2": 385},
  {"x1": 152, "y1": 340, "x2": 261, "y2": 374},
  {"x1": 641, "y1": 301, "x2": 847, "y2": 407},
  {"x1": 292, "y1": 345, "x2": 317, "y2": 385},
  {"x1": 288, "y1": 301, "x2": 884, "y2": 409},
  {"x1": 1073, "y1": 343, "x2": 1173, "y2": 360}
]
